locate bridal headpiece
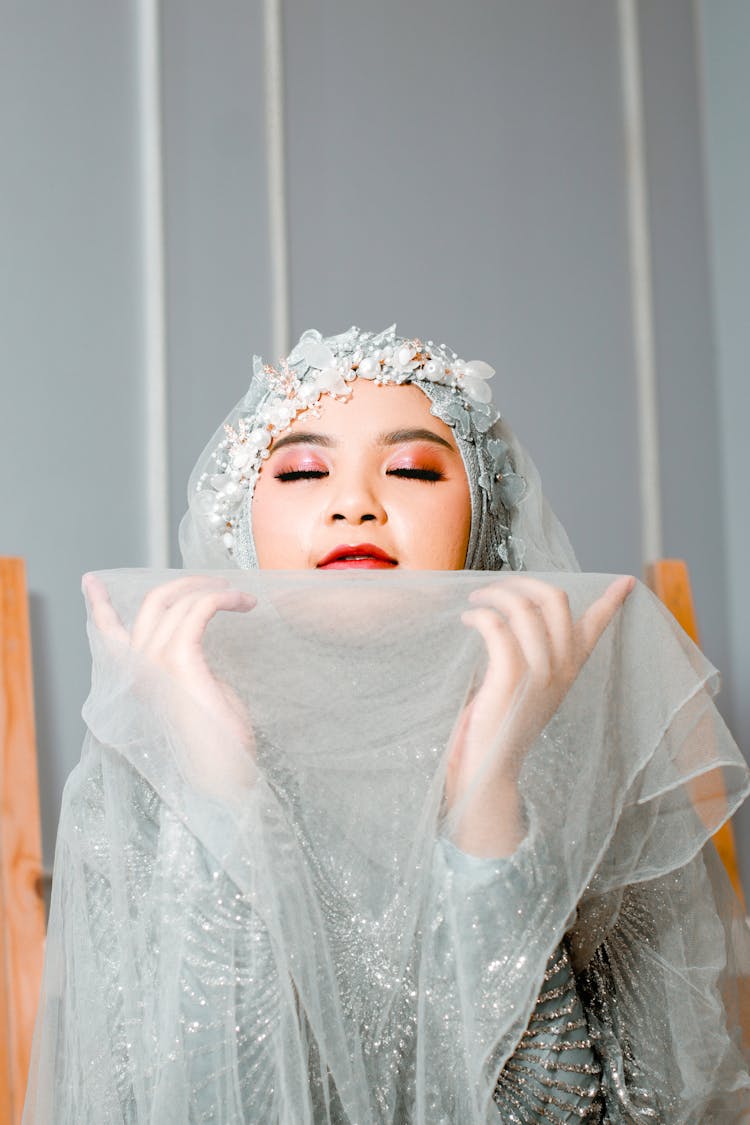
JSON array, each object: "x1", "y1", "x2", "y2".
[
  {"x1": 189, "y1": 325, "x2": 529, "y2": 570},
  {"x1": 180, "y1": 325, "x2": 581, "y2": 572}
]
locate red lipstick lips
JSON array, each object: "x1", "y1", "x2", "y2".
[{"x1": 317, "y1": 543, "x2": 398, "y2": 569}]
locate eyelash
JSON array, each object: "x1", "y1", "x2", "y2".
[
  {"x1": 274, "y1": 468, "x2": 444, "y2": 483},
  {"x1": 274, "y1": 469, "x2": 328, "y2": 481},
  {"x1": 389, "y1": 467, "x2": 443, "y2": 482}
]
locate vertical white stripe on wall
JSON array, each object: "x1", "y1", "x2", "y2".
[
  {"x1": 617, "y1": 0, "x2": 663, "y2": 564},
  {"x1": 264, "y1": 0, "x2": 291, "y2": 359},
  {"x1": 137, "y1": 0, "x2": 170, "y2": 568}
]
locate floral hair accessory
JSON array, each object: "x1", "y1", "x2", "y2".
[{"x1": 195, "y1": 325, "x2": 524, "y2": 560}]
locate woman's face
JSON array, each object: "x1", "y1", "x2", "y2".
[{"x1": 252, "y1": 379, "x2": 472, "y2": 569}]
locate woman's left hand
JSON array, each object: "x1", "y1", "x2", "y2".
[{"x1": 446, "y1": 574, "x2": 635, "y2": 857}]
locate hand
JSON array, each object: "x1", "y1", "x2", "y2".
[
  {"x1": 446, "y1": 574, "x2": 636, "y2": 857},
  {"x1": 83, "y1": 573, "x2": 257, "y2": 796}
]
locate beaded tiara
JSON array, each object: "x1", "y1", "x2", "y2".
[{"x1": 194, "y1": 325, "x2": 525, "y2": 562}]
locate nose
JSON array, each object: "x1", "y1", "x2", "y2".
[{"x1": 324, "y1": 472, "x2": 387, "y2": 526}]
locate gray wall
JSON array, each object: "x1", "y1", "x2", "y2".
[
  {"x1": 697, "y1": 0, "x2": 750, "y2": 885},
  {"x1": 1, "y1": 0, "x2": 747, "y2": 886},
  {"x1": 638, "y1": 0, "x2": 730, "y2": 679},
  {"x1": 284, "y1": 0, "x2": 641, "y2": 576},
  {"x1": 1, "y1": 2, "x2": 147, "y2": 848},
  {"x1": 161, "y1": 0, "x2": 272, "y2": 559}
]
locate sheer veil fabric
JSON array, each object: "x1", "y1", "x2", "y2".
[
  {"x1": 24, "y1": 570, "x2": 750, "y2": 1122},
  {"x1": 24, "y1": 328, "x2": 750, "y2": 1122}
]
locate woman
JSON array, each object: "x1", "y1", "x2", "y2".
[{"x1": 25, "y1": 326, "x2": 750, "y2": 1122}]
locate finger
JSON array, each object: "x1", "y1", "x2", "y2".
[
  {"x1": 140, "y1": 588, "x2": 209, "y2": 657},
  {"x1": 172, "y1": 589, "x2": 257, "y2": 657},
  {"x1": 575, "y1": 575, "x2": 636, "y2": 661},
  {"x1": 140, "y1": 585, "x2": 255, "y2": 661},
  {"x1": 470, "y1": 576, "x2": 574, "y2": 669},
  {"x1": 83, "y1": 573, "x2": 130, "y2": 645},
  {"x1": 466, "y1": 586, "x2": 554, "y2": 684},
  {"x1": 144, "y1": 588, "x2": 255, "y2": 662},
  {"x1": 461, "y1": 607, "x2": 527, "y2": 691},
  {"x1": 131, "y1": 575, "x2": 229, "y2": 649}
]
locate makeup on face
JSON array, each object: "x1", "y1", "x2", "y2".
[
  {"x1": 270, "y1": 437, "x2": 450, "y2": 486},
  {"x1": 251, "y1": 379, "x2": 472, "y2": 570},
  {"x1": 316, "y1": 543, "x2": 398, "y2": 569}
]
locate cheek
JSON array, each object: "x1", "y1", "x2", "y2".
[
  {"x1": 391, "y1": 479, "x2": 472, "y2": 569},
  {"x1": 251, "y1": 479, "x2": 316, "y2": 567},
  {"x1": 431, "y1": 485, "x2": 473, "y2": 567}
]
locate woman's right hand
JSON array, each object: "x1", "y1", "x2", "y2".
[{"x1": 83, "y1": 573, "x2": 257, "y2": 795}]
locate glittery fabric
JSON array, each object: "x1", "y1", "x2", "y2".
[
  {"x1": 493, "y1": 946, "x2": 603, "y2": 1121},
  {"x1": 24, "y1": 571, "x2": 750, "y2": 1123}
]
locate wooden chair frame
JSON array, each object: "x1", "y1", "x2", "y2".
[{"x1": 1, "y1": 559, "x2": 46, "y2": 1125}]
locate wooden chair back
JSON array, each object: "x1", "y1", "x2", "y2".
[{"x1": 1, "y1": 558, "x2": 46, "y2": 1125}]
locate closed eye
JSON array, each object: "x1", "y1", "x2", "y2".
[
  {"x1": 275, "y1": 469, "x2": 329, "y2": 482},
  {"x1": 387, "y1": 468, "x2": 444, "y2": 482},
  {"x1": 274, "y1": 467, "x2": 444, "y2": 482}
]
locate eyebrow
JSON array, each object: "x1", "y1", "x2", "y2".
[
  {"x1": 378, "y1": 428, "x2": 455, "y2": 451},
  {"x1": 269, "y1": 432, "x2": 335, "y2": 454},
  {"x1": 269, "y1": 427, "x2": 455, "y2": 455}
]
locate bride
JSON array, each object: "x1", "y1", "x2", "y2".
[{"x1": 24, "y1": 326, "x2": 750, "y2": 1122}]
